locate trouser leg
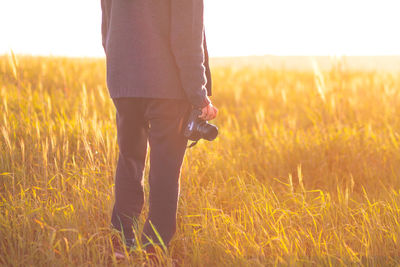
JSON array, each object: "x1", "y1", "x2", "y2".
[
  {"x1": 142, "y1": 99, "x2": 190, "y2": 246},
  {"x1": 111, "y1": 98, "x2": 148, "y2": 241}
]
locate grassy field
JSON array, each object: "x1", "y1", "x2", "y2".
[{"x1": 1, "y1": 54, "x2": 400, "y2": 266}]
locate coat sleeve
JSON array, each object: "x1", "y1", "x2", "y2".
[
  {"x1": 101, "y1": 0, "x2": 112, "y2": 53},
  {"x1": 203, "y1": 30, "x2": 212, "y2": 96},
  {"x1": 170, "y1": 0, "x2": 211, "y2": 108}
]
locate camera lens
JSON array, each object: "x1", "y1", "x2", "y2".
[{"x1": 197, "y1": 122, "x2": 219, "y2": 141}]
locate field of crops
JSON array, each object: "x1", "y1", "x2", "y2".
[{"x1": 1, "y1": 55, "x2": 400, "y2": 266}]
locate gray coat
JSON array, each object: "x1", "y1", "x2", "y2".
[{"x1": 101, "y1": 0, "x2": 212, "y2": 108}]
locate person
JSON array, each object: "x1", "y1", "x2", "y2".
[{"x1": 100, "y1": 0, "x2": 218, "y2": 257}]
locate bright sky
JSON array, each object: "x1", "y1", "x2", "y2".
[{"x1": 0, "y1": 0, "x2": 400, "y2": 57}]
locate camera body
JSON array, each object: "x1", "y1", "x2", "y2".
[{"x1": 184, "y1": 109, "x2": 218, "y2": 142}]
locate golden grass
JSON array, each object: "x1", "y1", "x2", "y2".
[{"x1": 1, "y1": 55, "x2": 400, "y2": 266}]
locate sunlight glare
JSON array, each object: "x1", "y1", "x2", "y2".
[{"x1": 0, "y1": 0, "x2": 400, "y2": 57}]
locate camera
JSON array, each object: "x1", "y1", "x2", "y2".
[{"x1": 184, "y1": 109, "x2": 218, "y2": 142}]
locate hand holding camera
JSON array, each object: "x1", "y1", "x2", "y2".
[
  {"x1": 199, "y1": 103, "x2": 218, "y2": 121},
  {"x1": 184, "y1": 103, "x2": 219, "y2": 143}
]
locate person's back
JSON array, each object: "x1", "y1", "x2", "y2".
[
  {"x1": 102, "y1": 0, "x2": 213, "y2": 108},
  {"x1": 101, "y1": 0, "x2": 218, "y2": 259}
]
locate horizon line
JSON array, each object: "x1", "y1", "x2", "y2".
[{"x1": 2, "y1": 52, "x2": 400, "y2": 59}]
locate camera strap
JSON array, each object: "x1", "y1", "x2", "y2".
[{"x1": 187, "y1": 141, "x2": 199, "y2": 148}]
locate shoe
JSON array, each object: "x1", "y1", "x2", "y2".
[
  {"x1": 111, "y1": 234, "x2": 136, "y2": 260},
  {"x1": 144, "y1": 245, "x2": 160, "y2": 266},
  {"x1": 143, "y1": 248, "x2": 180, "y2": 267}
]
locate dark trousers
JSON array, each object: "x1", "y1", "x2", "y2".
[{"x1": 111, "y1": 97, "x2": 190, "y2": 246}]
